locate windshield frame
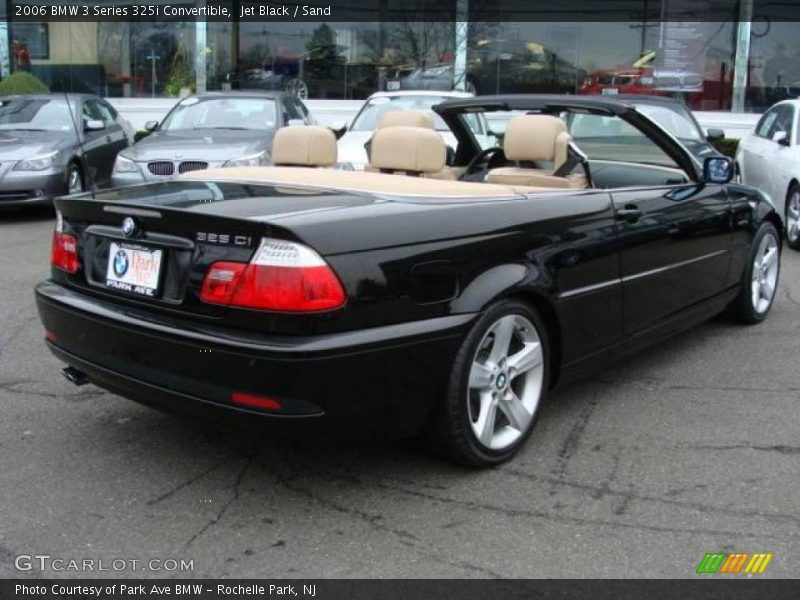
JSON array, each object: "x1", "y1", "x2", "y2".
[
  {"x1": 631, "y1": 101, "x2": 705, "y2": 143},
  {"x1": 0, "y1": 96, "x2": 77, "y2": 133},
  {"x1": 158, "y1": 96, "x2": 279, "y2": 132},
  {"x1": 350, "y1": 94, "x2": 457, "y2": 132}
]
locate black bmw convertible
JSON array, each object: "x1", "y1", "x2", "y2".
[{"x1": 36, "y1": 95, "x2": 782, "y2": 466}]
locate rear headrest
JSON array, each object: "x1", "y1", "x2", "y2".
[
  {"x1": 377, "y1": 110, "x2": 435, "y2": 130},
  {"x1": 504, "y1": 114, "x2": 571, "y2": 165},
  {"x1": 272, "y1": 126, "x2": 337, "y2": 167},
  {"x1": 370, "y1": 126, "x2": 445, "y2": 174}
]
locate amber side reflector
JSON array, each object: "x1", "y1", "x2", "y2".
[{"x1": 230, "y1": 391, "x2": 282, "y2": 411}]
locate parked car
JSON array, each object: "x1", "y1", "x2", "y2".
[
  {"x1": 226, "y1": 61, "x2": 379, "y2": 101},
  {"x1": 37, "y1": 95, "x2": 781, "y2": 466},
  {"x1": 579, "y1": 50, "x2": 733, "y2": 111},
  {"x1": 0, "y1": 93, "x2": 130, "y2": 208},
  {"x1": 335, "y1": 91, "x2": 495, "y2": 170},
  {"x1": 736, "y1": 99, "x2": 800, "y2": 250},
  {"x1": 111, "y1": 91, "x2": 315, "y2": 187},
  {"x1": 569, "y1": 95, "x2": 725, "y2": 160},
  {"x1": 386, "y1": 40, "x2": 585, "y2": 96}
]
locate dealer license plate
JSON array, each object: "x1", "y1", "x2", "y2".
[{"x1": 105, "y1": 242, "x2": 163, "y2": 298}]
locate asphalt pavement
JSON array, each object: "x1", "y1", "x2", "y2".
[{"x1": 1, "y1": 208, "x2": 798, "y2": 579}]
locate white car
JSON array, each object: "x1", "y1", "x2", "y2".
[
  {"x1": 335, "y1": 91, "x2": 496, "y2": 170},
  {"x1": 736, "y1": 99, "x2": 800, "y2": 250}
]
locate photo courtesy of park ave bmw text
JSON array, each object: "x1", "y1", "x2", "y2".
[{"x1": 0, "y1": 0, "x2": 799, "y2": 595}]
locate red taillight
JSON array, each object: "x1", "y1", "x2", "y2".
[
  {"x1": 200, "y1": 261, "x2": 247, "y2": 305},
  {"x1": 231, "y1": 391, "x2": 282, "y2": 411},
  {"x1": 51, "y1": 231, "x2": 78, "y2": 274},
  {"x1": 200, "y1": 239, "x2": 346, "y2": 312}
]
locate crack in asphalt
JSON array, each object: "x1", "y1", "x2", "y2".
[
  {"x1": 250, "y1": 457, "x2": 507, "y2": 578},
  {"x1": 147, "y1": 459, "x2": 235, "y2": 505},
  {"x1": 364, "y1": 475, "x2": 795, "y2": 540},
  {"x1": 0, "y1": 378, "x2": 106, "y2": 401},
  {"x1": 551, "y1": 393, "x2": 599, "y2": 481},
  {"x1": 184, "y1": 459, "x2": 252, "y2": 549},
  {"x1": 687, "y1": 443, "x2": 800, "y2": 455},
  {"x1": 501, "y1": 467, "x2": 800, "y2": 527},
  {"x1": 784, "y1": 288, "x2": 800, "y2": 308}
]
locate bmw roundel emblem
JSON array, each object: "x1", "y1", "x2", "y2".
[
  {"x1": 113, "y1": 249, "x2": 129, "y2": 277},
  {"x1": 122, "y1": 217, "x2": 137, "y2": 238}
]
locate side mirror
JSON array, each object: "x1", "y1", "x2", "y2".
[
  {"x1": 706, "y1": 128, "x2": 724, "y2": 142},
  {"x1": 703, "y1": 156, "x2": 733, "y2": 184},
  {"x1": 773, "y1": 130, "x2": 790, "y2": 146},
  {"x1": 84, "y1": 119, "x2": 104, "y2": 131},
  {"x1": 144, "y1": 120, "x2": 158, "y2": 132}
]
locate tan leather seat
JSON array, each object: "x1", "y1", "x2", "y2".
[
  {"x1": 272, "y1": 126, "x2": 337, "y2": 168},
  {"x1": 367, "y1": 110, "x2": 459, "y2": 180},
  {"x1": 369, "y1": 126, "x2": 445, "y2": 177},
  {"x1": 377, "y1": 110, "x2": 435, "y2": 130},
  {"x1": 486, "y1": 115, "x2": 586, "y2": 189}
]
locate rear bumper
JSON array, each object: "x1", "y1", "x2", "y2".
[{"x1": 35, "y1": 280, "x2": 472, "y2": 439}]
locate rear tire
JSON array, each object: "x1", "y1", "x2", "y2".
[
  {"x1": 785, "y1": 183, "x2": 800, "y2": 251},
  {"x1": 431, "y1": 299, "x2": 550, "y2": 467},
  {"x1": 726, "y1": 221, "x2": 781, "y2": 324}
]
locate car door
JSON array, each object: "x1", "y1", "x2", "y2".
[
  {"x1": 740, "y1": 106, "x2": 781, "y2": 192},
  {"x1": 570, "y1": 112, "x2": 731, "y2": 335},
  {"x1": 613, "y1": 183, "x2": 732, "y2": 334},
  {"x1": 757, "y1": 104, "x2": 796, "y2": 209},
  {"x1": 79, "y1": 99, "x2": 109, "y2": 187},
  {"x1": 92, "y1": 99, "x2": 129, "y2": 183}
]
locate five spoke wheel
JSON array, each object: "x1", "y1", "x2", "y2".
[
  {"x1": 751, "y1": 231, "x2": 779, "y2": 315},
  {"x1": 467, "y1": 314, "x2": 545, "y2": 451},
  {"x1": 787, "y1": 187, "x2": 800, "y2": 250}
]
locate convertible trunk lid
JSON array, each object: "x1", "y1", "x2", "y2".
[{"x1": 52, "y1": 181, "x2": 375, "y2": 320}]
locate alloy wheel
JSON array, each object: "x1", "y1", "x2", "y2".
[
  {"x1": 787, "y1": 189, "x2": 800, "y2": 245},
  {"x1": 467, "y1": 314, "x2": 544, "y2": 451},
  {"x1": 284, "y1": 78, "x2": 309, "y2": 100},
  {"x1": 751, "y1": 231, "x2": 779, "y2": 314}
]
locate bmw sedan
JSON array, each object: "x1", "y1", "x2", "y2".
[
  {"x1": 0, "y1": 94, "x2": 131, "y2": 209},
  {"x1": 735, "y1": 99, "x2": 800, "y2": 250},
  {"x1": 111, "y1": 91, "x2": 315, "y2": 186}
]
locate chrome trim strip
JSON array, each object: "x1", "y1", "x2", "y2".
[
  {"x1": 621, "y1": 249, "x2": 728, "y2": 283},
  {"x1": 103, "y1": 206, "x2": 162, "y2": 218},
  {"x1": 559, "y1": 278, "x2": 621, "y2": 299},
  {"x1": 558, "y1": 249, "x2": 728, "y2": 299}
]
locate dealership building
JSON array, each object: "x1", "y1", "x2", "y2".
[{"x1": 0, "y1": 1, "x2": 797, "y2": 127}]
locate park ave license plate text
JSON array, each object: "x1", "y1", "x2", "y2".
[{"x1": 105, "y1": 242, "x2": 162, "y2": 297}]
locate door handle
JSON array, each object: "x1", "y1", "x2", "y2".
[{"x1": 615, "y1": 204, "x2": 642, "y2": 222}]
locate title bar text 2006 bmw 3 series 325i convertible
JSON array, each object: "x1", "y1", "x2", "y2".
[{"x1": 36, "y1": 96, "x2": 782, "y2": 466}]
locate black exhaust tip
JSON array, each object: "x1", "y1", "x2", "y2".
[{"x1": 62, "y1": 366, "x2": 89, "y2": 386}]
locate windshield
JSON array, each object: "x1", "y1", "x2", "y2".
[
  {"x1": 351, "y1": 95, "x2": 453, "y2": 132},
  {"x1": 0, "y1": 97, "x2": 74, "y2": 132},
  {"x1": 634, "y1": 103, "x2": 703, "y2": 141},
  {"x1": 160, "y1": 97, "x2": 277, "y2": 131}
]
